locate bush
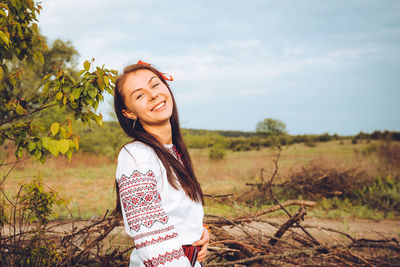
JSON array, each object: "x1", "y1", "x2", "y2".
[
  {"x1": 1, "y1": 176, "x2": 65, "y2": 265},
  {"x1": 362, "y1": 143, "x2": 378, "y2": 155},
  {"x1": 318, "y1": 133, "x2": 332, "y2": 142},
  {"x1": 208, "y1": 144, "x2": 226, "y2": 160},
  {"x1": 305, "y1": 139, "x2": 317, "y2": 147},
  {"x1": 355, "y1": 177, "x2": 400, "y2": 213},
  {"x1": 184, "y1": 133, "x2": 228, "y2": 149}
]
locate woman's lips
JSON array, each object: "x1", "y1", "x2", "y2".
[{"x1": 152, "y1": 101, "x2": 166, "y2": 111}]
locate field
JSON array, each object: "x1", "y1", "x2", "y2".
[{"x1": 2, "y1": 139, "x2": 398, "y2": 219}]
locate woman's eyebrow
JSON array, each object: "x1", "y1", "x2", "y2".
[
  {"x1": 130, "y1": 88, "x2": 142, "y2": 97},
  {"x1": 148, "y1": 76, "x2": 157, "y2": 84},
  {"x1": 130, "y1": 76, "x2": 158, "y2": 96}
]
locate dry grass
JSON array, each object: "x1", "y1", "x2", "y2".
[
  {"x1": 0, "y1": 139, "x2": 386, "y2": 218},
  {"x1": 194, "y1": 140, "x2": 379, "y2": 196}
]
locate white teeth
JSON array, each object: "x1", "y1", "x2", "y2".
[{"x1": 153, "y1": 102, "x2": 165, "y2": 111}]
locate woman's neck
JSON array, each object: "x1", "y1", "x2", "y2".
[{"x1": 142, "y1": 122, "x2": 172, "y2": 145}]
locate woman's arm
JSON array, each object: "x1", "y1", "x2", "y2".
[{"x1": 117, "y1": 144, "x2": 191, "y2": 266}]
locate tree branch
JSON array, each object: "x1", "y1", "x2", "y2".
[{"x1": 0, "y1": 103, "x2": 55, "y2": 126}]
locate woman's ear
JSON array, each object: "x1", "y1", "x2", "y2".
[{"x1": 122, "y1": 109, "x2": 137, "y2": 120}]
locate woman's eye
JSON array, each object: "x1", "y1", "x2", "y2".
[
  {"x1": 136, "y1": 93, "x2": 143, "y2": 100},
  {"x1": 152, "y1": 83, "x2": 159, "y2": 89}
]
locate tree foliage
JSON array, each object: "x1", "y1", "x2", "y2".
[
  {"x1": 0, "y1": 1, "x2": 118, "y2": 264},
  {"x1": 0, "y1": 0, "x2": 117, "y2": 163},
  {"x1": 10, "y1": 37, "x2": 79, "y2": 102},
  {"x1": 256, "y1": 118, "x2": 287, "y2": 135}
]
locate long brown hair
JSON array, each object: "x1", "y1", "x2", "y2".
[{"x1": 114, "y1": 63, "x2": 204, "y2": 215}]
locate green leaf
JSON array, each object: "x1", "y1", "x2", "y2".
[
  {"x1": 78, "y1": 69, "x2": 86, "y2": 76},
  {"x1": 68, "y1": 139, "x2": 75, "y2": 150},
  {"x1": 43, "y1": 81, "x2": 51, "y2": 92},
  {"x1": 16, "y1": 147, "x2": 23, "y2": 158},
  {"x1": 49, "y1": 140, "x2": 59, "y2": 157},
  {"x1": 15, "y1": 104, "x2": 25, "y2": 115},
  {"x1": 55, "y1": 91, "x2": 63, "y2": 101},
  {"x1": 84, "y1": 81, "x2": 90, "y2": 92},
  {"x1": 50, "y1": 122, "x2": 60, "y2": 137},
  {"x1": 0, "y1": 66, "x2": 3, "y2": 79},
  {"x1": 66, "y1": 150, "x2": 72, "y2": 161},
  {"x1": 34, "y1": 149, "x2": 42, "y2": 160},
  {"x1": 85, "y1": 98, "x2": 94, "y2": 106},
  {"x1": 0, "y1": 31, "x2": 10, "y2": 46},
  {"x1": 36, "y1": 141, "x2": 42, "y2": 149},
  {"x1": 103, "y1": 75, "x2": 110, "y2": 86},
  {"x1": 42, "y1": 137, "x2": 51, "y2": 150},
  {"x1": 95, "y1": 114, "x2": 103, "y2": 127},
  {"x1": 34, "y1": 51, "x2": 44, "y2": 64},
  {"x1": 43, "y1": 73, "x2": 52, "y2": 81},
  {"x1": 28, "y1": 142, "x2": 36, "y2": 152},
  {"x1": 84, "y1": 60, "x2": 90, "y2": 71},
  {"x1": 72, "y1": 88, "x2": 82, "y2": 99},
  {"x1": 60, "y1": 127, "x2": 67, "y2": 138},
  {"x1": 39, "y1": 153, "x2": 46, "y2": 164},
  {"x1": 88, "y1": 87, "x2": 97, "y2": 99},
  {"x1": 69, "y1": 75, "x2": 76, "y2": 84},
  {"x1": 57, "y1": 139, "x2": 69, "y2": 154}
]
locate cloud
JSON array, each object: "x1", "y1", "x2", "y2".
[{"x1": 38, "y1": 0, "x2": 400, "y2": 134}]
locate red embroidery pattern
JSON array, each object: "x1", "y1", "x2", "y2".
[
  {"x1": 135, "y1": 232, "x2": 179, "y2": 249},
  {"x1": 133, "y1": 225, "x2": 175, "y2": 241},
  {"x1": 167, "y1": 145, "x2": 183, "y2": 165},
  {"x1": 118, "y1": 170, "x2": 169, "y2": 232},
  {"x1": 143, "y1": 248, "x2": 185, "y2": 267}
]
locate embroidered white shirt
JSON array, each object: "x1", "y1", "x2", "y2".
[{"x1": 116, "y1": 141, "x2": 204, "y2": 267}]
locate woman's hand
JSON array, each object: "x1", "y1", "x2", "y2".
[{"x1": 192, "y1": 226, "x2": 210, "y2": 262}]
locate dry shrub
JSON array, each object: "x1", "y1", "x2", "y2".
[
  {"x1": 283, "y1": 158, "x2": 373, "y2": 200},
  {"x1": 378, "y1": 141, "x2": 400, "y2": 176}
]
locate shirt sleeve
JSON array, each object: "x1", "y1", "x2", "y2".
[{"x1": 116, "y1": 144, "x2": 191, "y2": 267}]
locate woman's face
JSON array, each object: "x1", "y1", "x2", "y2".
[{"x1": 121, "y1": 69, "x2": 174, "y2": 128}]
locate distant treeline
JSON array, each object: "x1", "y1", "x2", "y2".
[{"x1": 73, "y1": 122, "x2": 400, "y2": 156}]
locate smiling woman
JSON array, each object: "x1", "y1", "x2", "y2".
[
  {"x1": 121, "y1": 69, "x2": 174, "y2": 139},
  {"x1": 113, "y1": 61, "x2": 209, "y2": 267}
]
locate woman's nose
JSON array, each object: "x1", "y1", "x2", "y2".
[{"x1": 149, "y1": 90, "x2": 159, "y2": 101}]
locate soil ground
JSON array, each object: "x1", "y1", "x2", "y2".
[{"x1": 222, "y1": 217, "x2": 400, "y2": 246}]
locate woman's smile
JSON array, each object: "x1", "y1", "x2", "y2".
[{"x1": 151, "y1": 101, "x2": 166, "y2": 111}]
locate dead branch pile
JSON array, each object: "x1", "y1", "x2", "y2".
[
  {"x1": 203, "y1": 202, "x2": 400, "y2": 266},
  {"x1": 282, "y1": 160, "x2": 369, "y2": 199},
  {"x1": 203, "y1": 151, "x2": 400, "y2": 266},
  {"x1": 0, "y1": 212, "x2": 131, "y2": 266}
]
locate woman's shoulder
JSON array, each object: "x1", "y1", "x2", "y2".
[
  {"x1": 123, "y1": 140, "x2": 153, "y2": 152},
  {"x1": 118, "y1": 141, "x2": 158, "y2": 164},
  {"x1": 116, "y1": 141, "x2": 163, "y2": 180}
]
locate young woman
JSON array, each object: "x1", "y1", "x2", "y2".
[{"x1": 114, "y1": 61, "x2": 209, "y2": 267}]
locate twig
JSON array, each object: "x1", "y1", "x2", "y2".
[
  {"x1": 238, "y1": 199, "x2": 316, "y2": 219},
  {"x1": 269, "y1": 207, "x2": 306, "y2": 246},
  {"x1": 0, "y1": 156, "x2": 30, "y2": 167},
  {"x1": 0, "y1": 103, "x2": 56, "y2": 127},
  {"x1": 267, "y1": 148, "x2": 321, "y2": 246}
]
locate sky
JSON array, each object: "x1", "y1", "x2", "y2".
[{"x1": 39, "y1": 0, "x2": 400, "y2": 135}]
